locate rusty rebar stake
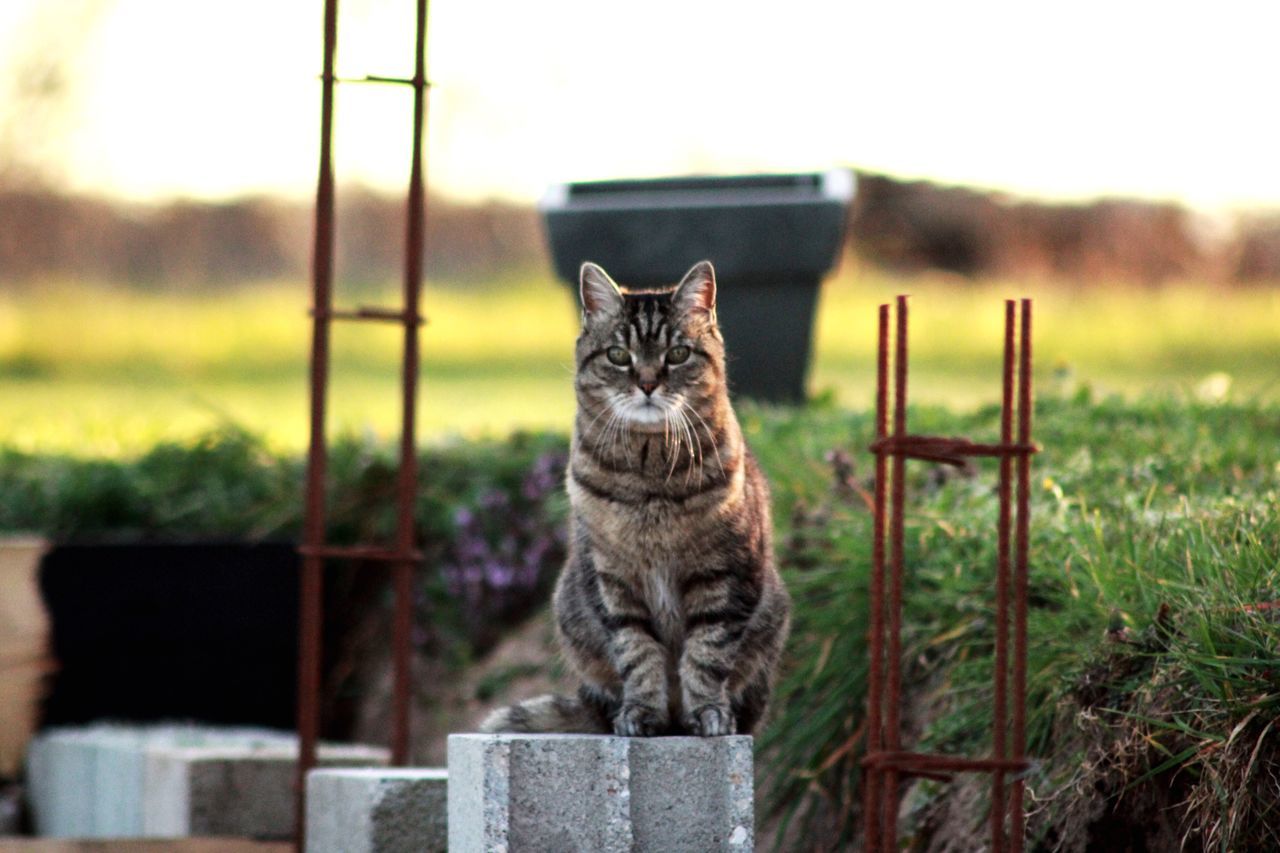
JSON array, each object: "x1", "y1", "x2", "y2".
[
  {"x1": 295, "y1": 0, "x2": 431, "y2": 846},
  {"x1": 863, "y1": 296, "x2": 1036, "y2": 852}
]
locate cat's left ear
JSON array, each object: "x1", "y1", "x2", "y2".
[
  {"x1": 579, "y1": 262, "x2": 623, "y2": 324},
  {"x1": 674, "y1": 260, "x2": 717, "y2": 320}
]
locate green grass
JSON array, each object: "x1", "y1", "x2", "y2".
[
  {"x1": 1, "y1": 390, "x2": 1276, "y2": 848},
  {"x1": 3, "y1": 270, "x2": 1278, "y2": 844},
  {"x1": 3, "y1": 271, "x2": 1279, "y2": 454},
  {"x1": 0, "y1": 280, "x2": 578, "y2": 454},
  {"x1": 754, "y1": 393, "x2": 1280, "y2": 850}
]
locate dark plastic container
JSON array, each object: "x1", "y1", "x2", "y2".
[
  {"x1": 39, "y1": 542, "x2": 299, "y2": 729},
  {"x1": 541, "y1": 171, "x2": 854, "y2": 402}
]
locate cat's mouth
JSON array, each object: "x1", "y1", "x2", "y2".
[{"x1": 619, "y1": 393, "x2": 670, "y2": 428}]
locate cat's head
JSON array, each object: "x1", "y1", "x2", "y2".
[{"x1": 574, "y1": 260, "x2": 726, "y2": 430}]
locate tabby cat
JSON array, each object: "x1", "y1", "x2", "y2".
[{"x1": 480, "y1": 260, "x2": 790, "y2": 737}]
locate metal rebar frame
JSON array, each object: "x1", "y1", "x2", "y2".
[
  {"x1": 296, "y1": 0, "x2": 431, "y2": 844},
  {"x1": 863, "y1": 296, "x2": 1036, "y2": 852}
]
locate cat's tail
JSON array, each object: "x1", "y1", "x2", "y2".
[{"x1": 479, "y1": 692, "x2": 612, "y2": 734}]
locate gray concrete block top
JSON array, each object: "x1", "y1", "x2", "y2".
[
  {"x1": 26, "y1": 723, "x2": 389, "y2": 840},
  {"x1": 310, "y1": 767, "x2": 449, "y2": 782},
  {"x1": 306, "y1": 767, "x2": 449, "y2": 853},
  {"x1": 448, "y1": 734, "x2": 753, "y2": 853}
]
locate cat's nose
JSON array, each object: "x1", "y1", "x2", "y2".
[{"x1": 639, "y1": 379, "x2": 659, "y2": 396}]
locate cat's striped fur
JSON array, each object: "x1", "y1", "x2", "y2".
[{"x1": 480, "y1": 260, "x2": 790, "y2": 737}]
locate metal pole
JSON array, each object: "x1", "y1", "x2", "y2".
[
  {"x1": 391, "y1": 0, "x2": 430, "y2": 768},
  {"x1": 992, "y1": 300, "x2": 1016, "y2": 851},
  {"x1": 861, "y1": 297, "x2": 1037, "y2": 852},
  {"x1": 864, "y1": 304, "x2": 890, "y2": 852},
  {"x1": 882, "y1": 295, "x2": 908, "y2": 850},
  {"x1": 1011, "y1": 300, "x2": 1034, "y2": 851},
  {"x1": 297, "y1": 0, "x2": 339, "y2": 842}
]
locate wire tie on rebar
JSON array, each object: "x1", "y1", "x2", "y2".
[
  {"x1": 321, "y1": 74, "x2": 432, "y2": 88},
  {"x1": 298, "y1": 544, "x2": 426, "y2": 563},
  {"x1": 308, "y1": 307, "x2": 427, "y2": 326},
  {"x1": 868, "y1": 436, "x2": 1039, "y2": 466}
]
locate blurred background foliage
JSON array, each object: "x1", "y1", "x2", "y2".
[
  {"x1": 3, "y1": 175, "x2": 1280, "y2": 455},
  {"x1": 2, "y1": 393, "x2": 1277, "y2": 849}
]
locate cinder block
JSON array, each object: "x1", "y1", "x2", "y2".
[
  {"x1": 144, "y1": 741, "x2": 390, "y2": 839},
  {"x1": 447, "y1": 734, "x2": 753, "y2": 853},
  {"x1": 306, "y1": 767, "x2": 448, "y2": 853},
  {"x1": 25, "y1": 724, "x2": 388, "y2": 840},
  {"x1": 92, "y1": 727, "x2": 154, "y2": 836},
  {"x1": 26, "y1": 728, "x2": 97, "y2": 837}
]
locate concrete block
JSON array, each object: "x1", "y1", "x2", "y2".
[
  {"x1": 26, "y1": 728, "x2": 97, "y2": 837},
  {"x1": 144, "y1": 741, "x2": 390, "y2": 839},
  {"x1": 28, "y1": 724, "x2": 297, "y2": 837},
  {"x1": 92, "y1": 727, "x2": 154, "y2": 836},
  {"x1": 306, "y1": 767, "x2": 448, "y2": 853},
  {"x1": 447, "y1": 734, "x2": 753, "y2": 853},
  {"x1": 25, "y1": 723, "x2": 388, "y2": 840}
]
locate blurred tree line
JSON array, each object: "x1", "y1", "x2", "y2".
[
  {"x1": 0, "y1": 171, "x2": 1274, "y2": 286},
  {"x1": 2, "y1": 1, "x2": 1277, "y2": 290},
  {"x1": 2, "y1": 173, "x2": 1279, "y2": 288},
  {"x1": 0, "y1": 187, "x2": 544, "y2": 287}
]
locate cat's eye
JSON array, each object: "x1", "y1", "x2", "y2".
[
  {"x1": 666, "y1": 345, "x2": 691, "y2": 365},
  {"x1": 606, "y1": 346, "x2": 631, "y2": 366}
]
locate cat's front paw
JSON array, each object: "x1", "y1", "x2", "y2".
[
  {"x1": 685, "y1": 704, "x2": 736, "y2": 737},
  {"x1": 614, "y1": 703, "x2": 667, "y2": 737}
]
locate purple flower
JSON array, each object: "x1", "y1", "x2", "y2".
[
  {"x1": 484, "y1": 560, "x2": 516, "y2": 589},
  {"x1": 523, "y1": 452, "x2": 567, "y2": 500}
]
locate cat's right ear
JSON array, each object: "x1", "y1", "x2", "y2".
[{"x1": 579, "y1": 262, "x2": 623, "y2": 324}]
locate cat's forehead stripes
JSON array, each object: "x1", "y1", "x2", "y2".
[{"x1": 623, "y1": 292, "x2": 674, "y2": 345}]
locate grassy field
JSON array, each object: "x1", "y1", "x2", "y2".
[
  {"x1": 2, "y1": 268, "x2": 1278, "y2": 454},
  {"x1": 2, "y1": 394, "x2": 1276, "y2": 849}
]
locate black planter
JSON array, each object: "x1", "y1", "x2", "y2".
[
  {"x1": 38, "y1": 542, "x2": 300, "y2": 729},
  {"x1": 541, "y1": 171, "x2": 855, "y2": 402}
]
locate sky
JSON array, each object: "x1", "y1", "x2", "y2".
[{"x1": 2, "y1": 0, "x2": 1278, "y2": 209}]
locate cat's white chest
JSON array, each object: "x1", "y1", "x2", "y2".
[{"x1": 641, "y1": 566, "x2": 683, "y2": 643}]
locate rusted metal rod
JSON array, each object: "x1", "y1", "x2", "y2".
[
  {"x1": 863, "y1": 751, "x2": 1031, "y2": 774},
  {"x1": 863, "y1": 297, "x2": 1036, "y2": 853},
  {"x1": 867, "y1": 436, "x2": 1036, "y2": 465},
  {"x1": 1011, "y1": 300, "x2": 1033, "y2": 851},
  {"x1": 881, "y1": 294, "x2": 909, "y2": 852},
  {"x1": 863, "y1": 304, "x2": 890, "y2": 853},
  {"x1": 992, "y1": 300, "x2": 1016, "y2": 853},
  {"x1": 310, "y1": 306, "x2": 426, "y2": 324},
  {"x1": 390, "y1": 0, "x2": 431, "y2": 768},
  {"x1": 296, "y1": 0, "x2": 339, "y2": 844},
  {"x1": 299, "y1": 544, "x2": 424, "y2": 563},
  {"x1": 296, "y1": 0, "x2": 432, "y2": 841}
]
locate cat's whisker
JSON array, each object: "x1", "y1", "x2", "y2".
[
  {"x1": 660, "y1": 396, "x2": 694, "y2": 487},
  {"x1": 681, "y1": 398, "x2": 725, "y2": 481},
  {"x1": 613, "y1": 411, "x2": 632, "y2": 464},
  {"x1": 620, "y1": 404, "x2": 634, "y2": 462},
  {"x1": 686, "y1": 410, "x2": 704, "y2": 487},
  {"x1": 664, "y1": 405, "x2": 682, "y2": 483},
  {"x1": 597, "y1": 411, "x2": 615, "y2": 460},
  {"x1": 612, "y1": 394, "x2": 640, "y2": 463},
  {"x1": 579, "y1": 397, "x2": 616, "y2": 442},
  {"x1": 601, "y1": 398, "x2": 627, "y2": 464},
  {"x1": 678, "y1": 408, "x2": 699, "y2": 488}
]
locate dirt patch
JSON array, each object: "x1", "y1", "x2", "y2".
[{"x1": 348, "y1": 608, "x2": 572, "y2": 766}]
